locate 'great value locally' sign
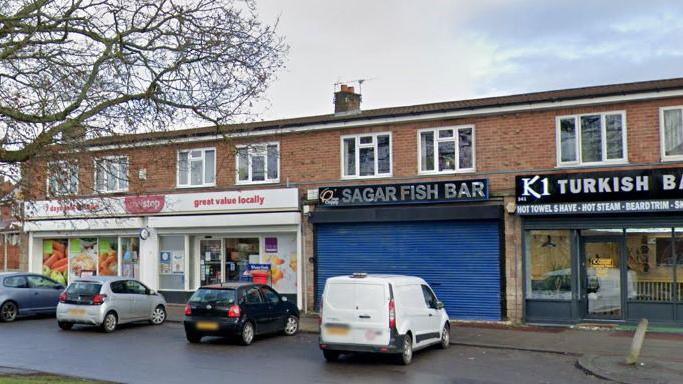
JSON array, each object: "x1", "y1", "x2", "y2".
[
  {"x1": 516, "y1": 168, "x2": 683, "y2": 215},
  {"x1": 318, "y1": 179, "x2": 489, "y2": 207}
]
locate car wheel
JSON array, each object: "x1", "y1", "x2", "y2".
[
  {"x1": 101, "y1": 312, "x2": 117, "y2": 333},
  {"x1": 150, "y1": 305, "x2": 166, "y2": 325},
  {"x1": 186, "y1": 332, "x2": 202, "y2": 344},
  {"x1": 0, "y1": 301, "x2": 17, "y2": 322},
  {"x1": 322, "y1": 350, "x2": 340, "y2": 362},
  {"x1": 58, "y1": 321, "x2": 73, "y2": 331},
  {"x1": 283, "y1": 315, "x2": 299, "y2": 336},
  {"x1": 397, "y1": 334, "x2": 413, "y2": 365},
  {"x1": 439, "y1": 323, "x2": 450, "y2": 349},
  {"x1": 239, "y1": 321, "x2": 255, "y2": 346}
]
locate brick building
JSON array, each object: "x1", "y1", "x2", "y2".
[{"x1": 21, "y1": 77, "x2": 683, "y2": 325}]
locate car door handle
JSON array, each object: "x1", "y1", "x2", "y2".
[
  {"x1": 428, "y1": 313, "x2": 433, "y2": 317},
  {"x1": 358, "y1": 315, "x2": 371, "y2": 319}
]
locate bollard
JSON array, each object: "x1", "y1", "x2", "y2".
[{"x1": 626, "y1": 318, "x2": 648, "y2": 365}]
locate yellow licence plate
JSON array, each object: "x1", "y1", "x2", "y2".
[
  {"x1": 326, "y1": 325, "x2": 350, "y2": 336},
  {"x1": 196, "y1": 321, "x2": 219, "y2": 331},
  {"x1": 68, "y1": 309, "x2": 86, "y2": 316}
]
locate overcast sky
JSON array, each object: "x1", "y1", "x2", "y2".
[{"x1": 252, "y1": 0, "x2": 683, "y2": 121}]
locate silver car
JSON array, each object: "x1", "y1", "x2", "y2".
[{"x1": 56, "y1": 276, "x2": 167, "y2": 333}]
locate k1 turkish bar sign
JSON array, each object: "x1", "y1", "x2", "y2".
[
  {"x1": 318, "y1": 179, "x2": 489, "y2": 207},
  {"x1": 516, "y1": 168, "x2": 683, "y2": 215}
]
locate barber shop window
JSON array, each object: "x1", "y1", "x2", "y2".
[
  {"x1": 341, "y1": 133, "x2": 392, "y2": 178},
  {"x1": 626, "y1": 228, "x2": 675, "y2": 302},
  {"x1": 419, "y1": 126, "x2": 474, "y2": 174},
  {"x1": 525, "y1": 230, "x2": 572, "y2": 300},
  {"x1": 557, "y1": 112, "x2": 627, "y2": 166}
]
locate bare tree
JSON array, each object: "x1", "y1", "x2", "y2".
[{"x1": 0, "y1": 0, "x2": 287, "y2": 204}]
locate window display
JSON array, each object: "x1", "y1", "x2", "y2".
[
  {"x1": 69, "y1": 238, "x2": 98, "y2": 279},
  {"x1": 626, "y1": 229, "x2": 674, "y2": 302},
  {"x1": 120, "y1": 237, "x2": 139, "y2": 279},
  {"x1": 225, "y1": 238, "x2": 259, "y2": 282},
  {"x1": 42, "y1": 239, "x2": 68, "y2": 284},
  {"x1": 200, "y1": 239, "x2": 222, "y2": 286},
  {"x1": 526, "y1": 230, "x2": 572, "y2": 300},
  {"x1": 98, "y1": 237, "x2": 118, "y2": 276},
  {"x1": 159, "y1": 236, "x2": 185, "y2": 290}
]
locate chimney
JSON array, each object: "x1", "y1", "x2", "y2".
[{"x1": 334, "y1": 84, "x2": 362, "y2": 114}]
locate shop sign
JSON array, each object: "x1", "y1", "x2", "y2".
[
  {"x1": 24, "y1": 188, "x2": 299, "y2": 219},
  {"x1": 516, "y1": 168, "x2": 683, "y2": 215},
  {"x1": 318, "y1": 179, "x2": 489, "y2": 207}
]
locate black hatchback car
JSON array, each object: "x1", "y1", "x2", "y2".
[{"x1": 183, "y1": 282, "x2": 299, "y2": 345}]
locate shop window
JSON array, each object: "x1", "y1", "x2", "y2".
[
  {"x1": 159, "y1": 236, "x2": 185, "y2": 290},
  {"x1": 226, "y1": 238, "x2": 259, "y2": 282},
  {"x1": 177, "y1": 148, "x2": 216, "y2": 187},
  {"x1": 418, "y1": 126, "x2": 474, "y2": 174},
  {"x1": 94, "y1": 157, "x2": 129, "y2": 193},
  {"x1": 557, "y1": 112, "x2": 627, "y2": 166},
  {"x1": 341, "y1": 133, "x2": 392, "y2": 178},
  {"x1": 626, "y1": 229, "x2": 675, "y2": 302},
  {"x1": 47, "y1": 161, "x2": 79, "y2": 196},
  {"x1": 675, "y1": 229, "x2": 683, "y2": 301},
  {"x1": 526, "y1": 230, "x2": 572, "y2": 300},
  {"x1": 236, "y1": 143, "x2": 279, "y2": 184},
  {"x1": 42, "y1": 239, "x2": 68, "y2": 285},
  {"x1": 0, "y1": 233, "x2": 20, "y2": 271},
  {"x1": 120, "y1": 237, "x2": 140, "y2": 279},
  {"x1": 98, "y1": 237, "x2": 118, "y2": 276},
  {"x1": 200, "y1": 239, "x2": 222, "y2": 286},
  {"x1": 661, "y1": 107, "x2": 683, "y2": 160}
]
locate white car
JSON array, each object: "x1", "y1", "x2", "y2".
[{"x1": 319, "y1": 273, "x2": 450, "y2": 365}]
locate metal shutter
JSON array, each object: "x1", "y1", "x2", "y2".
[{"x1": 315, "y1": 220, "x2": 502, "y2": 320}]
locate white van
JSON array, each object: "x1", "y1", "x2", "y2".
[{"x1": 319, "y1": 273, "x2": 450, "y2": 365}]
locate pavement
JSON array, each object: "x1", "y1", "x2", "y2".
[
  {"x1": 0, "y1": 317, "x2": 602, "y2": 384},
  {"x1": 166, "y1": 304, "x2": 683, "y2": 383}
]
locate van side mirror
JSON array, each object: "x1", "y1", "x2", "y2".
[{"x1": 435, "y1": 301, "x2": 444, "y2": 310}]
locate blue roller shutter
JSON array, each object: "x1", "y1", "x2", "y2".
[{"x1": 315, "y1": 220, "x2": 501, "y2": 321}]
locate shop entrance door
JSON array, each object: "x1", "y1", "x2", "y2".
[{"x1": 581, "y1": 237, "x2": 624, "y2": 320}]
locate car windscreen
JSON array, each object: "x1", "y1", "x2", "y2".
[
  {"x1": 66, "y1": 282, "x2": 102, "y2": 296},
  {"x1": 189, "y1": 289, "x2": 235, "y2": 306}
]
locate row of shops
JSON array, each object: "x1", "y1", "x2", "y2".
[{"x1": 22, "y1": 166, "x2": 683, "y2": 325}]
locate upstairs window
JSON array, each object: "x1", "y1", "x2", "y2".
[
  {"x1": 236, "y1": 143, "x2": 279, "y2": 184},
  {"x1": 47, "y1": 161, "x2": 79, "y2": 196},
  {"x1": 95, "y1": 157, "x2": 128, "y2": 193},
  {"x1": 419, "y1": 126, "x2": 474, "y2": 173},
  {"x1": 661, "y1": 106, "x2": 683, "y2": 161},
  {"x1": 341, "y1": 133, "x2": 392, "y2": 178},
  {"x1": 557, "y1": 111, "x2": 627, "y2": 166},
  {"x1": 177, "y1": 148, "x2": 216, "y2": 187}
]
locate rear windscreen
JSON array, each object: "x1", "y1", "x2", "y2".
[
  {"x1": 66, "y1": 282, "x2": 102, "y2": 296},
  {"x1": 325, "y1": 283, "x2": 355, "y2": 310},
  {"x1": 190, "y1": 289, "x2": 236, "y2": 306}
]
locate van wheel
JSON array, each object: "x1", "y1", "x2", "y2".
[
  {"x1": 397, "y1": 334, "x2": 413, "y2": 365},
  {"x1": 58, "y1": 321, "x2": 73, "y2": 331},
  {"x1": 439, "y1": 324, "x2": 450, "y2": 349},
  {"x1": 322, "y1": 350, "x2": 339, "y2": 362}
]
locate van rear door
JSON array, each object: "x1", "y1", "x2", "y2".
[
  {"x1": 353, "y1": 282, "x2": 390, "y2": 346},
  {"x1": 321, "y1": 282, "x2": 357, "y2": 344}
]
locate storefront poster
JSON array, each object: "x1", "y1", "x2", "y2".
[
  {"x1": 160, "y1": 251, "x2": 172, "y2": 274},
  {"x1": 42, "y1": 239, "x2": 68, "y2": 285},
  {"x1": 69, "y1": 238, "x2": 98, "y2": 278},
  {"x1": 516, "y1": 168, "x2": 683, "y2": 215},
  {"x1": 172, "y1": 251, "x2": 184, "y2": 274},
  {"x1": 98, "y1": 238, "x2": 118, "y2": 276},
  {"x1": 262, "y1": 235, "x2": 297, "y2": 294}
]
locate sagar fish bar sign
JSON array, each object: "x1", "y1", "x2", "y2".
[
  {"x1": 318, "y1": 179, "x2": 489, "y2": 207},
  {"x1": 516, "y1": 168, "x2": 683, "y2": 215}
]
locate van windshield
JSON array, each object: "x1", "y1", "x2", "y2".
[{"x1": 190, "y1": 289, "x2": 235, "y2": 306}]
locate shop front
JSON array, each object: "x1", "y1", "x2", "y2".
[
  {"x1": 311, "y1": 179, "x2": 505, "y2": 321},
  {"x1": 517, "y1": 168, "x2": 683, "y2": 325},
  {"x1": 24, "y1": 188, "x2": 302, "y2": 306}
]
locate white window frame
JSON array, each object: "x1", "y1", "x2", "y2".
[
  {"x1": 340, "y1": 132, "x2": 393, "y2": 179},
  {"x1": 176, "y1": 147, "x2": 217, "y2": 188},
  {"x1": 46, "y1": 160, "x2": 79, "y2": 197},
  {"x1": 94, "y1": 156, "x2": 129, "y2": 193},
  {"x1": 235, "y1": 142, "x2": 280, "y2": 185},
  {"x1": 660, "y1": 106, "x2": 683, "y2": 162},
  {"x1": 417, "y1": 125, "x2": 476, "y2": 175},
  {"x1": 555, "y1": 110, "x2": 628, "y2": 167}
]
